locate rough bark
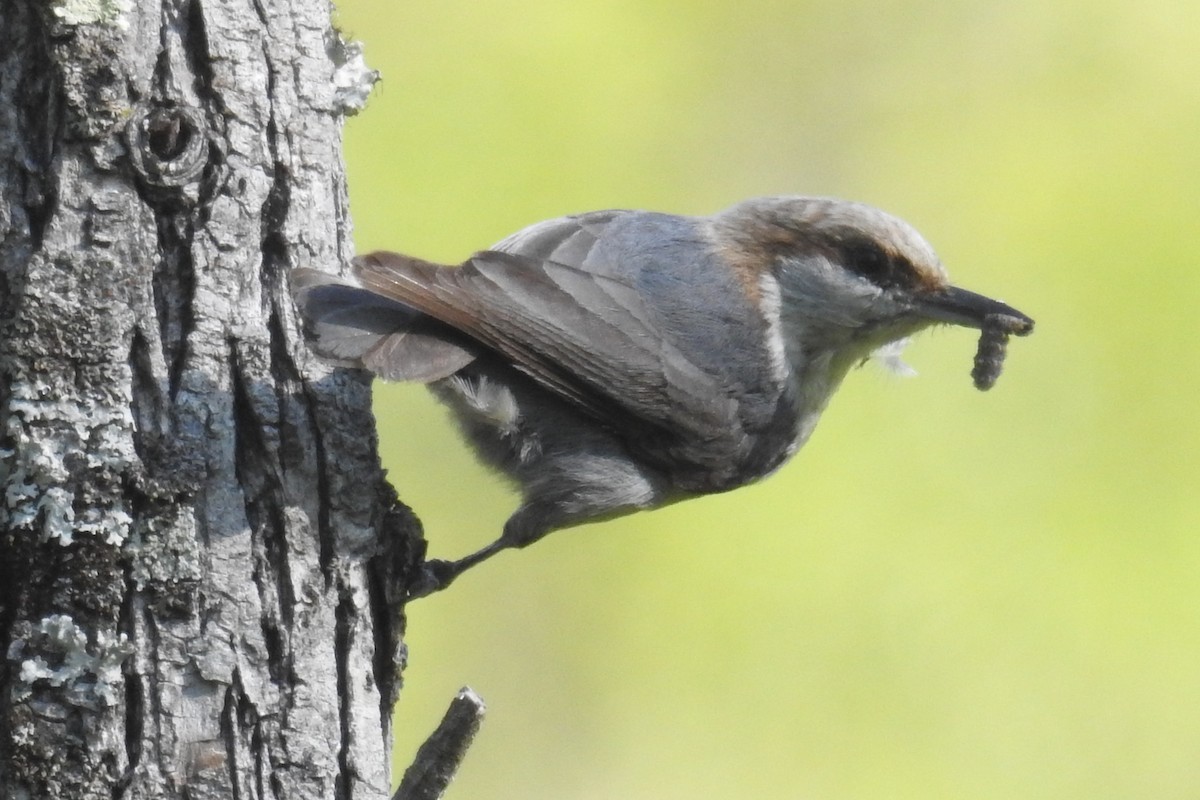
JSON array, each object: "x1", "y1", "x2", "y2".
[{"x1": 0, "y1": 1, "x2": 423, "y2": 798}]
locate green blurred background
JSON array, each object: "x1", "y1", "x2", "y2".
[{"x1": 333, "y1": 1, "x2": 1199, "y2": 798}]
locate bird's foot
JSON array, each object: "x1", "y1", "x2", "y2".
[{"x1": 406, "y1": 558, "x2": 463, "y2": 600}]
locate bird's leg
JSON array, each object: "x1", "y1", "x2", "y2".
[
  {"x1": 406, "y1": 504, "x2": 558, "y2": 599},
  {"x1": 406, "y1": 456, "x2": 667, "y2": 599},
  {"x1": 407, "y1": 540, "x2": 511, "y2": 599}
]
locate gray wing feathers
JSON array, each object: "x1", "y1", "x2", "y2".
[{"x1": 490, "y1": 210, "x2": 624, "y2": 263}]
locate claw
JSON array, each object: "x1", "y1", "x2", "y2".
[{"x1": 407, "y1": 559, "x2": 462, "y2": 599}]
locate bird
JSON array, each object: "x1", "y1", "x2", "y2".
[{"x1": 291, "y1": 196, "x2": 1034, "y2": 596}]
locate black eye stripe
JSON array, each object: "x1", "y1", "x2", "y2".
[
  {"x1": 838, "y1": 234, "x2": 912, "y2": 289},
  {"x1": 755, "y1": 219, "x2": 930, "y2": 291}
]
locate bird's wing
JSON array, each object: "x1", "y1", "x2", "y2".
[{"x1": 351, "y1": 212, "x2": 750, "y2": 455}]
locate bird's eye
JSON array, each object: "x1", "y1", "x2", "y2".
[{"x1": 841, "y1": 236, "x2": 902, "y2": 288}]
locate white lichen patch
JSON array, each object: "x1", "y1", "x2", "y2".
[
  {"x1": 10, "y1": 614, "x2": 133, "y2": 707},
  {"x1": 79, "y1": 505, "x2": 134, "y2": 545},
  {"x1": 50, "y1": 0, "x2": 133, "y2": 29},
  {"x1": 331, "y1": 38, "x2": 379, "y2": 115},
  {"x1": 1, "y1": 377, "x2": 136, "y2": 545}
]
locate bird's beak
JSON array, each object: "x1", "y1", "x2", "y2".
[{"x1": 918, "y1": 286, "x2": 1035, "y2": 335}]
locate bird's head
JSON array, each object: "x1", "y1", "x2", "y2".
[{"x1": 710, "y1": 196, "x2": 1034, "y2": 383}]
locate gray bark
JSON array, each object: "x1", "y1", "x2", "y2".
[{"x1": 0, "y1": 1, "x2": 423, "y2": 798}]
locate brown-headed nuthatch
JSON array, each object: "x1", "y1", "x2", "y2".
[{"x1": 292, "y1": 196, "x2": 1034, "y2": 596}]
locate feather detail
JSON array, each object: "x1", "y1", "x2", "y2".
[{"x1": 869, "y1": 337, "x2": 918, "y2": 377}]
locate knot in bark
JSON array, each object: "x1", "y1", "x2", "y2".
[{"x1": 125, "y1": 102, "x2": 208, "y2": 197}]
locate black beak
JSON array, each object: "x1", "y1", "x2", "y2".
[{"x1": 919, "y1": 286, "x2": 1035, "y2": 335}]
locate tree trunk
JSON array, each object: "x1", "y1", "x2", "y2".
[{"x1": 0, "y1": 1, "x2": 423, "y2": 798}]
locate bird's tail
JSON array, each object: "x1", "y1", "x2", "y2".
[{"x1": 290, "y1": 266, "x2": 478, "y2": 382}]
